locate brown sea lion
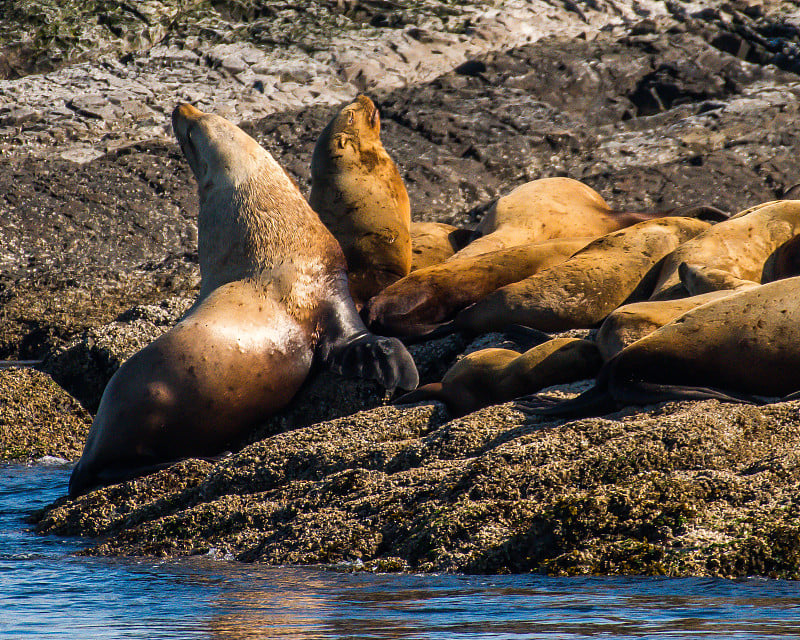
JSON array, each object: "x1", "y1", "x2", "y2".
[
  {"x1": 309, "y1": 95, "x2": 411, "y2": 306},
  {"x1": 525, "y1": 277, "x2": 800, "y2": 417},
  {"x1": 649, "y1": 200, "x2": 800, "y2": 300},
  {"x1": 397, "y1": 338, "x2": 602, "y2": 416},
  {"x1": 68, "y1": 104, "x2": 419, "y2": 498},
  {"x1": 595, "y1": 264, "x2": 758, "y2": 361},
  {"x1": 446, "y1": 217, "x2": 711, "y2": 336},
  {"x1": 364, "y1": 237, "x2": 592, "y2": 338},
  {"x1": 452, "y1": 177, "x2": 727, "y2": 260},
  {"x1": 409, "y1": 221, "x2": 472, "y2": 271}
]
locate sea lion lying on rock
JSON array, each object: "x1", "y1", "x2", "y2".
[
  {"x1": 649, "y1": 200, "x2": 800, "y2": 300},
  {"x1": 68, "y1": 104, "x2": 418, "y2": 498},
  {"x1": 453, "y1": 177, "x2": 728, "y2": 260},
  {"x1": 397, "y1": 337, "x2": 602, "y2": 416},
  {"x1": 310, "y1": 95, "x2": 411, "y2": 307},
  {"x1": 364, "y1": 237, "x2": 592, "y2": 338},
  {"x1": 442, "y1": 217, "x2": 711, "y2": 336},
  {"x1": 595, "y1": 263, "x2": 759, "y2": 360},
  {"x1": 524, "y1": 277, "x2": 800, "y2": 417}
]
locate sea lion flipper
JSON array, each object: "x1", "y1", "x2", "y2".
[
  {"x1": 516, "y1": 384, "x2": 618, "y2": 419},
  {"x1": 326, "y1": 332, "x2": 419, "y2": 391}
]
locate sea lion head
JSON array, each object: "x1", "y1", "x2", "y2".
[
  {"x1": 172, "y1": 103, "x2": 267, "y2": 197},
  {"x1": 325, "y1": 95, "x2": 381, "y2": 159}
]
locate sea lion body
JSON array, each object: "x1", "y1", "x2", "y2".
[
  {"x1": 608, "y1": 277, "x2": 800, "y2": 400},
  {"x1": 649, "y1": 200, "x2": 800, "y2": 299},
  {"x1": 409, "y1": 221, "x2": 472, "y2": 271},
  {"x1": 451, "y1": 217, "x2": 710, "y2": 335},
  {"x1": 595, "y1": 284, "x2": 756, "y2": 361},
  {"x1": 398, "y1": 338, "x2": 602, "y2": 416},
  {"x1": 310, "y1": 95, "x2": 411, "y2": 305},
  {"x1": 365, "y1": 237, "x2": 591, "y2": 338},
  {"x1": 454, "y1": 177, "x2": 724, "y2": 260},
  {"x1": 69, "y1": 104, "x2": 418, "y2": 498}
]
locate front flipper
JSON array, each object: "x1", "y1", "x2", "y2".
[
  {"x1": 317, "y1": 272, "x2": 419, "y2": 392},
  {"x1": 326, "y1": 330, "x2": 418, "y2": 391}
]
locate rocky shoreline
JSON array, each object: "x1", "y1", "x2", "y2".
[{"x1": 4, "y1": 0, "x2": 800, "y2": 576}]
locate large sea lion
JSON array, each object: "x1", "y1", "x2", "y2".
[
  {"x1": 309, "y1": 95, "x2": 411, "y2": 306},
  {"x1": 364, "y1": 237, "x2": 592, "y2": 338},
  {"x1": 409, "y1": 221, "x2": 472, "y2": 271},
  {"x1": 397, "y1": 338, "x2": 602, "y2": 416},
  {"x1": 649, "y1": 200, "x2": 800, "y2": 299},
  {"x1": 453, "y1": 177, "x2": 727, "y2": 260},
  {"x1": 445, "y1": 217, "x2": 711, "y2": 336},
  {"x1": 524, "y1": 277, "x2": 800, "y2": 417},
  {"x1": 595, "y1": 264, "x2": 758, "y2": 360},
  {"x1": 68, "y1": 104, "x2": 419, "y2": 498}
]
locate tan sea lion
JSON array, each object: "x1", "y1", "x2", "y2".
[
  {"x1": 397, "y1": 338, "x2": 602, "y2": 416},
  {"x1": 452, "y1": 177, "x2": 727, "y2": 260},
  {"x1": 309, "y1": 95, "x2": 411, "y2": 306},
  {"x1": 649, "y1": 200, "x2": 800, "y2": 300},
  {"x1": 68, "y1": 104, "x2": 419, "y2": 498},
  {"x1": 445, "y1": 217, "x2": 711, "y2": 336},
  {"x1": 410, "y1": 221, "x2": 472, "y2": 271},
  {"x1": 364, "y1": 237, "x2": 592, "y2": 338},
  {"x1": 525, "y1": 277, "x2": 800, "y2": 417},
  {"x1": 595, "y1": 265, "x2": 758, "y2": 361}
]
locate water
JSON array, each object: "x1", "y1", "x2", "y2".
[{"x1": 2, "y1": 463, "x2": 800, "y2": 640}]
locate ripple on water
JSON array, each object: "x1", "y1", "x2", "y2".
[{"x1": 2, "y1": 463, "x2": 800, "y2": 639}]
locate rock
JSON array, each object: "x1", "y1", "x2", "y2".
[
  {"x1": 33, "y1": 398, "x2": 800, "y2": 579},
  {"x1": 0, "y1": 367, "x2": 91, "y2": 461}
]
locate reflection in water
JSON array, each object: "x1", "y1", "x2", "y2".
[{"x1": 4, "y1": 463, "x2": 800, "y2": 640}]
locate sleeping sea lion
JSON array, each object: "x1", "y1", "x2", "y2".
[
  {"x1": 524, "y1": 277, "x2": 800, "y2": 417},
  {"x1": 445, "y1": 217, "x2": 711, "y2": 336},
  {"x1": 364, "y1": 237, "x2": 592, "y2": 338},
  {"x1": 595, "y1": 263, "x2": 758, "y2": 361},
  {"x1": 649, "y1": 200, "x2": 800, "y2": 300},
  {"x1": 68, "y1": 104, "x2": 419, "y2": 498},
  {"x1": 452, "y1": 177, "x2": 727, "y2": 260},
  {"x1": 309, "y1": 95, "x2": 411, "y2": 306},
  {"x1": 396, "y1": 338, "x2": 602, "y2": 416}
]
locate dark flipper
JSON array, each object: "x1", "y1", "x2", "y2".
[
  {"x1": 516, "y1": 383, "x2": 618, "y2": 419},
  {"x1": 394, "y1": 382, "x2": 445, "y2": 406},
  {"x1": 667, "y1": 204, "x2": 730, "y2": 223},
  {"x1": 612, "y1": 379, "x2": 762, "y2": 406},
  {"x1": 318, "y1": 273, "x2": 419, "y2": 391}
]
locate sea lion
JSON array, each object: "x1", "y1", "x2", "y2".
[
  {"x1": 649, "y1": 200, "x2": 800, "y2": 300},
  {"x1": 364, "y1": 237, "x2": 592, "y2": 338},
  {"x1": 524, "y1": 277, "x2": 800, "y2": 417},
  {"x1": 68, "y1": 104, "x2": 419, "y2": 498},
  {"x1": 445, "y1": 217, "x2": 711, "y2": 336},
  {"x1": 309, "y1": 95, "x2": 411, "y2": 306},
  {"x1": 409, "y1": 221, "x2": 472, "y2": 271},
  {"x1": 452, "y1": 177, "x2": 727, "y2": 260},
  {"x1": 396, "y1": 338, "x2": 602, "y2": 416},
  {"x1": 595, "y1": 265, "x2": 758, "y2": 361}
]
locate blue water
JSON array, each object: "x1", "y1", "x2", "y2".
[{"x1": 2, "y1": 463, "x2": 800, "y2": 639}]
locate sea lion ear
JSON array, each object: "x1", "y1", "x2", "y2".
[{"x1": 371, "y1": 106, "x2": 380, "y2": 130}]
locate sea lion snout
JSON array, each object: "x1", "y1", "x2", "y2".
[{"x1": 171, "y1": 103, "x2": 205, "y2": 142}]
